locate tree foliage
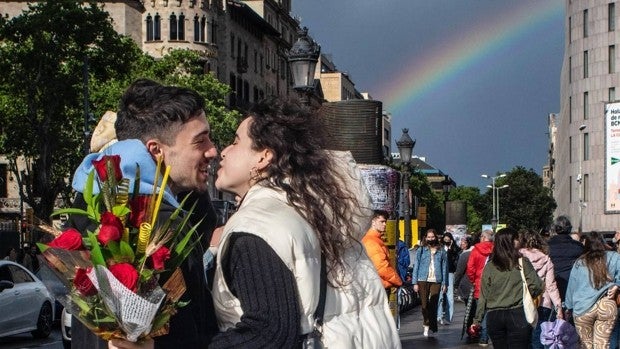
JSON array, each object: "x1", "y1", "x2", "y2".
[
  {"x1": 480, "y1": 167, "x2": 556, "y2": 231},
  {"x1": 0, "y1": 2, "x2": 139, "y2": 221},
  {"x1": 0, "y1": 3, "x2": 239, "y2": 222}
]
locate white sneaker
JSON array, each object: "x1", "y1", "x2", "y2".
[
  {"x1": 438, "y1": 318, "x2": 445, "y2": 325},
  {"x1": 423, "y1": 326, "x2": 429, "y2": 337}
]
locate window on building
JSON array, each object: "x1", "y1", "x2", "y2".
[
  {"x1": 569, "y1": 56, "x2": 572, "y2": 83},
  {"x1": 170, "y1": 13, "x2": 177, "y2": 40},
  {"x1": 584, "y1": 9, "x2": 589, "y2": 37},
  {"x1": 146, "y1": 13, "x2": 161, "y2": 41},
  {"x1": 0, "y1": 164, "x2": 7, "y2": 198},
  {"x1": 584, "y1": 132, "x2": 590, "y2": 160},
  {"x1": 569, "y1": 96, "x2": 573, "y2": 123},
  {"x1": 244, "y1": 80, "x2": 250, "y2": 103},
  {"x1": 584, "y1": 50, "x2": 589, "y2": 78},
  {"x1": 230, "y1": 34, "x2": 235, "y2": 58},
  {"x1": 193, "y1": 15, "x2": 206, "y2": 42},
  {"x1": 584, "y1": 91, "x2": 589, "y2": 119},
  {"x1": 570, "y1": 136, "x2": 573, "y2": 163},
  {"x1": 569, "y1": 16, "x2": 572, "y2": 41},
  {"x1": 229, "y1": 73, "x2": 236, "y2": 106},
  {"x1": 611, "y1": 87, "x2": 616, "y2": 101},
  {"x1": 237, "y1": 38, "x2": 242, "y2": 61},
  {"x1": 610, "y1": 3, "x2": 616, "y2": 31},
  {"x1": 211, "y1": 19, "x2": 217, "y2": 44},
  {"x1": 254, "y1": 50, "x2": 258, "y2": 73},
  {"x1": 253, "y1": 86, "x2": 259, "y2": 102},
  {"x1": 569, "y1": 175, "x2": 573, "y2": 203},
  {"x1": 611, "y1": 45, "x2": 616, "y2": 73},
  {"x1": 584, "y1": 173, "x2": 589, "y2": 202},
  {"x1": 260, "y1": 54, "x2": 264, "y2": 76}
]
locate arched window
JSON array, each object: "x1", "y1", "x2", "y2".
[
  {"x1": 194, "y1": 15, "x2": 201, "y2": 42},
  {"x1": 170, "y1": 13, "x2": 178, "y2": 40},
  {"x1": 146, "y1": 14, "x2": 153, "y2": 41},
  {"x1": 178, "y1": 13, "x2": 185, "y2": 40},
  {"x1": 201, "y1": 16, "x2": 207, "y2": 42},
  {"x1": 154, "y1": 13, "x2": 161, "y2": 40}
]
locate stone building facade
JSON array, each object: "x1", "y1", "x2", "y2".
[{"x1": 553, "y1": 0, "x2": 620, "y2": 232}]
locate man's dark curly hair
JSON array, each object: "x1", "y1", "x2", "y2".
[
  {"x1": 246, "y1": 97, "x2": 363, "y2": 283},
  {"x1": 115, "y1": 78, "x2": 206, "y2": 144}
]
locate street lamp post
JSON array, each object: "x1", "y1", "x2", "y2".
[
  {"x1": 288, "y1": 27, "x2": 320, "y2": 105},
  {"x1": 397, "y1": 128, "x2": 415, "y2": 247},
  {"x1": 496, "y1": 184, "x2": 509, "y2": 226},
  {"x1": 442, "y1": 175, "x2": 451, "y2": 231},
  {"x1": 578, "y1": 124, "x2": 587, "y2": 234},
  {"x1": 482, "y1": 173, "x2": 506, "y2": 231}
]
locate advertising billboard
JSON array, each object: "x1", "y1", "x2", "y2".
[{"x1": 605, "y1": 102, "x2": 620, "y2": 213}]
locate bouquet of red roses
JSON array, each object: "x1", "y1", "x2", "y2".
[{"x1": 38, "y1": 155, "x2": 200, "y2": 342}]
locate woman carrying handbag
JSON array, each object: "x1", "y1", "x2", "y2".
[
  {"x1": 565, "y1": 231, "x2": 620, "y2": 349},
  {"x1": 470, "y1": 227, "x2": 543, "y2": 349}
]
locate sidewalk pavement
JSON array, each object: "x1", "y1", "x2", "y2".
[{"x1": 398, "y1": 298, "x2": 494, "y2": 348}]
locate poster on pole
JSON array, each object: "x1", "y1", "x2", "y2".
[{"x1": 605, "y1": 102, "x2": 620, "y2": 213}]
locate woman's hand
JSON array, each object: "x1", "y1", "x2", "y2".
[
  {"x1": 441, "y1": 285, "x2": 447, "y2": 294},
  {"x1": 607, "y1": 285, "x2": 619, "y2": 299},
  {"x1": 210, "y1": 226, "x2": 224, "y2": 248},
  {"x1": 109, "y1": 338, "x2": 154, "y2": 349},
  {"x1": 413, "y1": 284, "x2": 418, "y2": 293},
  {"x1": 556, "y1": 307, "x2": 564, "y2": 320}
]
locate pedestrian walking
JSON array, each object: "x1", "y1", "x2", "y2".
[
  {"x1": 438, "y1": 231, "x2": 460, "y2": 325},
  {"x1": 518, "y1": 229, "x2": 564, "y2": 349},
  {"x1": 471, "y1": 227, "x2": 544, "y2": 349},
  {"x1": 412, "y1": 229, "x2": 449, "y2": 337},
  {"x1": 566, "y1": 231, "x2": 620, "y2": 349},
  {"x1": 466, "y1": 229, "x2": 494, "y2": 346}
]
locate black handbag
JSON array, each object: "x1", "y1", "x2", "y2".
[{"x1": 302, "y1": 254, "x2": 327, "y2": 349}]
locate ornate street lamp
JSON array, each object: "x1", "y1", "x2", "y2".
[
  {"x1": 442, "y1": 175, "x2": 451, "y2": 231},
  {"x1": 397, "y1": 128, "x2": 416, "y2": 247},
  {"x1": 288, "y1": 27, "x2": 320, "y2": 103}
]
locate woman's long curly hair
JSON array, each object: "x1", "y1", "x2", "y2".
[
  {"x1": 518, "y1": 229, "x2": 549, "y2": 255},
  {"x1": 580, "y1": 231, "x2": 611, "y2": 289},
  {"x1": 246, "y1": 97, "x2": 363, "y2": 284}
]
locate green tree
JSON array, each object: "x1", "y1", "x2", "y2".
[
  {"x1": 448, "y1": 186, "x2": 484, "y2": 232},
  {"x1": 0, "y1": 2, "x2": 139, "y2": 221},
  {"x1": 481, "y1": 167, "x2": 556, "y2": 231},
  {"x1": 89, "y1": 49, "x2": 240, "y2": 149},
  {"x1": 407, "y1": 169, "x2": 443, "y2": 233}
]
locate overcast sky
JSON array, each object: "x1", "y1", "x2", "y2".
[{"x1": 292, "y1": 0, "x2": 564, "y2": 188}]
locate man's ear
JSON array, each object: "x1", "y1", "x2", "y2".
[
  {"x1": 256, "y1": 148, "x2": 273, "y2": 171},
  {"x1": 145, "y1": 140, "x2": 163, "y2": 158}
]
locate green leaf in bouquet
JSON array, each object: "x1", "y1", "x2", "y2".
[
  {"x1": 87, "y1": 232, "x2": 106, "y2": 266},
  {"x1": 107, "y1": 241, "x2": 122, "y2": 262},
  {"x1": 168, "y1": 228, "x2": 203, "y2": 273},
  {"x1": 83, "y1": 170, "x2": 95, "y2": 208},
  {"x1": 120, "y1": 241, "x2": 135, "y2": 263},
  {"x1": 50, "y1": 207, "x2": 90, "y2": 218},
  {"x1": 176, "y1": 300, "x2": 190, "y2": 308},
  {"x1": 112, "y1": 205, "x2": 131, "y2": 218},
  {"x1": 139, "y1": 268, "x2": 154, "y2": 282},
  {"x1": 36, "y1": 242, "x2": 49, "y2": 253},
  {"x1": 150, "y1": 312, "x2": 171, "y2": 334}
]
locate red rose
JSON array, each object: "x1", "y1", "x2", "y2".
[
  {"x1": 48, "y1": 229, "x2": 84, "y2": 250},
  {"x1": 92, "y1": 155, "x2": 122, "y2": 182},
  {"x1": 109, "y1": 263, "x2": 139, "y2": 291},
  {"x1": 150, "y1": 246, "x2": 170, "y2": 271},
  {"x1": 97, "y1": 212, "x2": 123, "y2": 245},
  {"x1": 74, "y1": 267, "x2": 97, "y2": 296},
  {"x1": 129, "y1": 195, "x2": 150, "y2": 227}
]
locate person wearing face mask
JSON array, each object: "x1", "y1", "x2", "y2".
[
  {"x1": 437, "y1": 232, "x2": 460, "y2": 325},
  {"x1": 412, "y1": 229, "x2": 449, "y2": 337}
]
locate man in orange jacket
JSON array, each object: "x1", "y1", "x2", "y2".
[{"x1": 362, "y1": 210, "x2": 403, "y2": 289}]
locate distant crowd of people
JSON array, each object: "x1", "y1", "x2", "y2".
[{"x1": 362, "y1": 213, "x2": 620, "y2": 349}]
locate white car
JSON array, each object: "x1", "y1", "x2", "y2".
[{"x1": 0, "y1": 260, "x2": 54, "y2": 338}]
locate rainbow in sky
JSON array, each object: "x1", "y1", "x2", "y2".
[{"x1": 377, "y1": 1, "x2": 564, "y2": 116}]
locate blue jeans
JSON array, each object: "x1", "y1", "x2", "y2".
[
  {"x1": 438, "y1": 273, "x2": 455, "y2": 322},
  {"x1": 532, "y1": 306, "x2": 555, "y2": 349}
]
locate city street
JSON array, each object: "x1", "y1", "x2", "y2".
[
  {"x1": 0, "y1": 326, "x2": 64, "y2": 349},
  {"x1": 399, "y1": 299, "x2": 494, "y2": 348}
]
